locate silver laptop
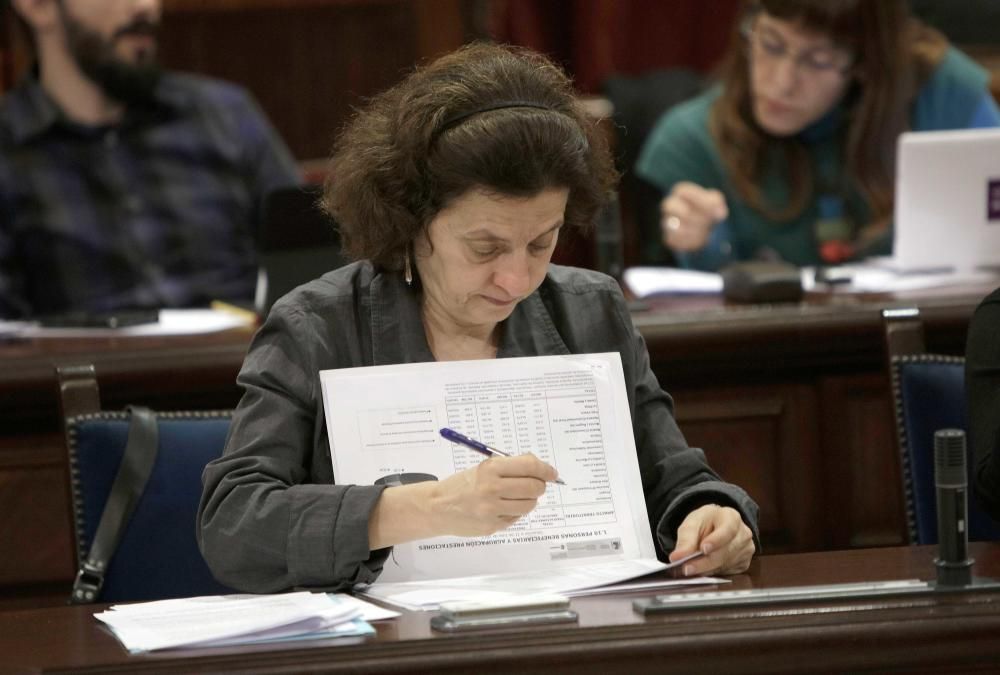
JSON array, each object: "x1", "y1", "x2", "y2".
[{"x1": 892, "y1": 128, "x2": 1000, "y2": 273}]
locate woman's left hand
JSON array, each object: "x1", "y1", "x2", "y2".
[{"x1": 669, "y1": 504, "x2": 755, "y2": 576}]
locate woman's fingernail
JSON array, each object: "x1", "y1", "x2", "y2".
[
  {"x1": 683, "y1": 565, "x2": 694, "y2": 577},
  {"x1": 701, "y1": 543, "x2": 713, "y2": 555}
]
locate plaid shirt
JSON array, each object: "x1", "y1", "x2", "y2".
[{"x1": 0, "y1": 72, "x2": 300, "y2": 318}]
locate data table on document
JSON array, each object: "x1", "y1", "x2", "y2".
[{"x1": 443, "y1": 369, "x2": 618, "y2": 531}]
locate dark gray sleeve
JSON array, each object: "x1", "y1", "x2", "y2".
[
  {"x1": 0, "y1": 183, "x2": 27, "y2": 319},
  {"x1": 198, "y1": 306, "x2": 390, "y2": 593},
  {"x1": 967, "y1": 290, "x2": 1000, "y2": 522},
  {"x1": 613, "y1": 292, "x2": 761, "y2": 555}
]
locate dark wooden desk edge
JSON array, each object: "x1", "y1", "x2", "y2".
[
  {"x1": 631, "y1": 292, "x2": 979, "y2": 337},
  {"x1": 0, "y1": 333, "x2": 253, "y2": 415},
  {"x1": 3, "y1": 544, "x2": 1000, "y2": 674},
  {"x1": 1, "y1": 341, "x2": 250, "y2": 387},
  {"x1": 54, "y1": 611, "x2": 1000, "y2": 675},
  {"x1": 0, "y1": 288, "x2": 983, "y2": 392}
]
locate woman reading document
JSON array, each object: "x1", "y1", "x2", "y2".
[{"x1": 197, "y1": 44, "x2": 758, "y2": 593}]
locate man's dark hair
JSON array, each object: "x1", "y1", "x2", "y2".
[{"x1": 322, "y1": 42, "x2": 618, "y2": 270}]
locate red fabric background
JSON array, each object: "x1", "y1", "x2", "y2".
[{"x1": 489, "y1": 0, "x2": 742, "y2": 93}]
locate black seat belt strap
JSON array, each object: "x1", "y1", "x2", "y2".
[{"x1": 71, "y1": 406, "x2": 159, "y2": 604}]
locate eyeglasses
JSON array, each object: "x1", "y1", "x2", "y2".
[{"x1": 741, "y1": 17, "x2": 854, "y2": 77}]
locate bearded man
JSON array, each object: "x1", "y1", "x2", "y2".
[{"x1": 0, "y1": 0, "x2": 299, "y2": 318}]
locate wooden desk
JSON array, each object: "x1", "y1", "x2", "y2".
[
  {"x1": 637, "y1": 284, "x2": 989, "y2": 555},
  {"x1": 0, "y1": 284, "x2": 992, "y2": 607},
  {"x1": 1, "y1": 544, "x2": 999, "y2": 674}
]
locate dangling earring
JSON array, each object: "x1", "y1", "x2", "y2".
[{"x1": 403, "y1": 244, "x2": 413, "y2": 287}]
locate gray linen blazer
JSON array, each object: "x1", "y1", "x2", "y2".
[{"x1": 198, "y1": 261, "x2": 760, "y2": 592}]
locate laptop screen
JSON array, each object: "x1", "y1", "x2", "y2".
[{"x1": 893, "y1": 128, "x2": 1000, "y2": 273}]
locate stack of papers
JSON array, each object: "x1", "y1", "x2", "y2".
[
  {"x1": 802, "y1": 263, "x2": 1000, "y2": 293},
  {"x1": 0, "y1": 308, "x2": 253, "y2": 340},
  {"x1": 94, "y1": 592, "x2": 397, "y2": 653},
  {"x1": 360, "y1": 559, "x2": 668, "y2": 611},
  {"x1": 360, "y1": 561, "x2": 728, "y2": 611},
  {"x1": 623, "y1": 263, "x2": 1000, "y2": 298}
]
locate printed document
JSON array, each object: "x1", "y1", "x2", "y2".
[
  {"x1": 623, "y1": 266, "x2": 723, "y2": 297},
  {"x1": 320, "y1": 352, "x2": 665, "y2": 597}
]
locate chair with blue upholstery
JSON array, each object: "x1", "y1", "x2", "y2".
[
  {"x1": 883, "y1": 308, "x2": 1000, "y2": 545},
  {"x1": 58, "y1": 363, "x2": 235, "y2": 603}
]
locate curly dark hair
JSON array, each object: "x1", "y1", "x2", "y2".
[{"x1": 322, "y1": 42, "x2": 618, "y2": 270}]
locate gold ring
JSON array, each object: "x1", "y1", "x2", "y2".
[{"x1": 666, "y1": 215, "x2": 681, "y2": 232}]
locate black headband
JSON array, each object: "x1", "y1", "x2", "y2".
[{"x1": 431, "y1": 101, "x2": 554, "y2": 143}]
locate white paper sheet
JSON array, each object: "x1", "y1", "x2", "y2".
[
  {"x1": 321, "y1": 353, "x2": 665, "y2": 593},
  {"x1": 623, "y1": 266, "x2": 723, "y2": 297},
  {"x1": 803, "y1": 263, "x2": 1000, "y2": 293},
  {"x1": 359, "y1": 558, "x2": 670, "y2": 611},
  {"x1": 94, "y1": 592, "x2": 375, "y2": 652},
  {"x1": 0, "y1": 309, "x2": 251, "y2": 339},
  {"x1": 333, "y1": 594, "x2": 401, "y2": 621},
  {"x1": 623, "y1": 263, "x2": 1000, "y2": 298}
]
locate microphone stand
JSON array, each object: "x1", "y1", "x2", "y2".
[{"x1": 932, "y1": 429, "x2": 999, "y2": 590}]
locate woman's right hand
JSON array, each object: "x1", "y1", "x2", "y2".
[
  {"x1": 368, "y1": 453, "x2": 558, "y2": 549},
  {"x1": 429, "y1": 454, "x2": 557, "y2": 537},
  {"x1": 660, "y1": 182, "x2": 729, "y2": 252}
]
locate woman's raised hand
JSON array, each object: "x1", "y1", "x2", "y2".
[{"x1": 660, "y1": 182, "x2": 729, "y2": 252}]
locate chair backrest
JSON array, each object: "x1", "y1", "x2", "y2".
[
  {"x1": 58, "y1": 364, "x2": 235, "y2": 602},
  {"x1": 883, "y1": 309, "x2": 1000, "y2": 545},
  {"x1": 256, "y1": 184, "x2": 348, "y2": 318},
  {"x1": 602, "y1": 68, "x2": 704, "y2": 266}
]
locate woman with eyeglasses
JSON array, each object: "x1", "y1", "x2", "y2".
[{"x1": 636, "y1": 0, "x2": 1000, "y2": 270}]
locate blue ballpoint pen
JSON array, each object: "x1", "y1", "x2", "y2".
[{"x1": 439, "y1": 427, "x2": 566, "y2": 485}]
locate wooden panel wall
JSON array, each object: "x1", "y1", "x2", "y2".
[
  {"x1": 159, "y1": 0, "x2": 472, "y2": 159},
  {"x1": 0, "y1": 1, "x2": 474, "y2": 157}
]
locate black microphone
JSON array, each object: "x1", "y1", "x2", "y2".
[
  {"x1": 934, "y1": 429, "x2": 974, "y2": 586},
  {"x1": 595, "y1": 192, "x2": 624, "y2": 282}
]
